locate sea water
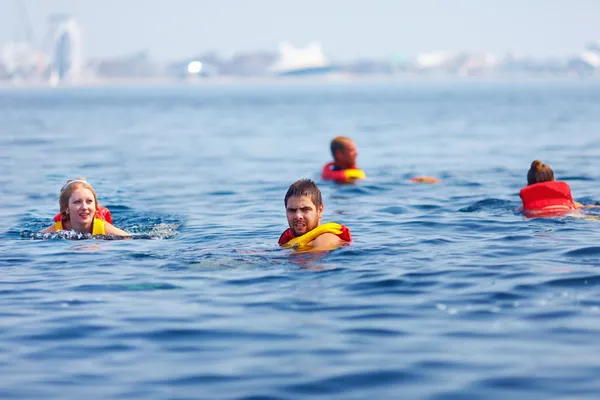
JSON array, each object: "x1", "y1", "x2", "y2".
[{"x1": 1, "y1": 80, "x2": 600, "y2": 399}]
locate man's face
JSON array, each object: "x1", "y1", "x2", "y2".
[
  {"x1": 335, "y1": 140, "x2": 358, "y2": 168},
  {"x1": 286, "y1": 195, "x2": 323, "y2": 237}
]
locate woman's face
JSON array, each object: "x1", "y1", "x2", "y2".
[{"x1": 67, "y1": 187, "x2": 97, "y2": 225}]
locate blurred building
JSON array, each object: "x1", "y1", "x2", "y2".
[
  {"x1": 580, "y1": 41, "x2": 600, "y2": 68},
  {"x1": 226, "y1": 51, "x2": 276, "y2": 76},
  {"x1": 1, "y1": 41, "x2": 37, "y2": 80},
  {"x1": 270, "y1": 42, "x2": 334, "y2": 76},
  {"x1": 342, "y1": 58, "x2": 395, "y2": 75},
  {"x1": 458, "y1": 53, "x2": 499, "y2": 76},
  {"x1": 91, "y1": 51, "x2": 165, "y2": 79},
  {"x1": 0, "y1": 62, "x2": 8, "y2": 79},
  {"x1": 46, "y1": 14, "x2": 83, "y2": 84},
  {"x1": 167, "y1": 57, "x2": 219, "y2": 80},
  {"x1": 0, "y1": 1, "x2": 48, "y2": 82},
  {"x1": 566, "y1": 41, "x2": 600, "y2": 76},
  {"x1": 415, "y1": 51, "x2": 457, "y2": 70}
]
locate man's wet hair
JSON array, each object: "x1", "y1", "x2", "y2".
[
  {"x1": 284, "y1": 179, "x2": 323, "y2": 208},
  {"x1": 330, "y1": 136, "x2": 352, "y2": 158}
]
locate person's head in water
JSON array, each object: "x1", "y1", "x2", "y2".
[
  {"x1": 330, "y1": 136, "x2": 358, "y2": 169},
  {"x1": 284, "y1": 179, "x2": 324, "y2": 237},
  {"x1": 527, "y1": 160, "x2": 555, "y2": 186},
  {"x1": 41, "y1": 178, "x2": 129, "y2": 236},
  {"x1": 59, "y1": 178, "x2": 99, "y2": 223}
]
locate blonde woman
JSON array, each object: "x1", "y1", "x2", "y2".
[{"x1": 41, "y1": 178, "x2": 129, "y2": 236}]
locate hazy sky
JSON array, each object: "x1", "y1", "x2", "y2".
[{"x1": 1, "y1": 0, "x2": 599, "y2": 61}]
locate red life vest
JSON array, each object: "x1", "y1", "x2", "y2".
[
  {"x1": 53, "y1": 206, "x2": 113, "y2": 224},
  {"x1": 519, "y1": 181, "x2": 576, "y2": 216},
  {"x1": 278, "y1": 223, "x2": 352, "y2": 247},
  {"x1": 321, "y1": 162, "x2": 365, "y2": 183},
  {"x1": 322, "y1": 162, "x2": 347, "y2": 182}
]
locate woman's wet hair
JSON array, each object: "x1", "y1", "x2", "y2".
[
  {"x1": 527, "y1": 160, "x2": 555, "y2": 185},
  {"x1": 59, "y1": 178, "x2": 99, "y2": 220},
  {"x1": 284, "y1": 179, "x2": 323, "y2": 208}
]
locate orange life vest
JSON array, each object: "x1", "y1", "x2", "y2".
[
  {"x1": 321, "y1": 162, "x2": 366, "y2": 183},
  {"x1": 519, "y1": 181, "x2": 576, "y2": 216},
  {"x1": 279, "y1": 222, "x2": 352, "y2": 248},
  {"x1": 54, "y1": 218, "x2": 106, "y2": 235},
  {"x1": 53, "y1": 206, "x2": 113, "y2": 224}
]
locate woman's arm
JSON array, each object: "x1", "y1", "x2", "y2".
[
  {"x1": 582, "y1": 204, "x2": 600, "y2": 209},
  {"x1": 40, "y1": 225, "x2": 56, "y2": 233},
  {"x1": 104, "y1": 223, "x2": 130, "y2": 237},
  {"x1": 574, "y1": 201, "x2": 600, "y2": 209}
]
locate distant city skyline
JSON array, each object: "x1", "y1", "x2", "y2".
[{"x1": 1, "y1": 0, "x2": 599, "y2": 62}]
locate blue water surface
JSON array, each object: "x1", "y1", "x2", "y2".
[{"x1": 1, "y1": 80, "x2": 600, "y2": 399}]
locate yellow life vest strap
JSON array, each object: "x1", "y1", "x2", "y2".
[
  {"x1": 343, "y1": 168, "x2": 366, "y2": 180},
  {"x1": 92, "y1": 218, "x2": 106, "y2": 235},
  {"x1": 54, "y1": 218, "x2": 106, "y2": 235},
  {"x1": 282, "y1": 222, "x2": 343, "y2": 249}
]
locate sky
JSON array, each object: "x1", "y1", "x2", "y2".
[{"x1": 1, "y1": 0, "x2": 599, "y2": 62}]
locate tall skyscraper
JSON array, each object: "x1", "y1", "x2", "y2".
[{"x1": 47, "y1": 15, "x2": 82, "y2": 84}]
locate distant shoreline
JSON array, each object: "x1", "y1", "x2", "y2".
[{"x1": 0, "y1": 73, "x2": 598, "y2": 89}]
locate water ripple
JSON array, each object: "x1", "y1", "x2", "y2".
[{"x1": 2, "y1": 83, "x2": 600, "y2": 399}]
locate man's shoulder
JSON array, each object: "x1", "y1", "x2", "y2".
[
  {"x1": 311, "y1": 223, "x2": 352, "y2": 245},
  {"x1": 309, "y1": 231, "x2": 345, "y2": 248}
]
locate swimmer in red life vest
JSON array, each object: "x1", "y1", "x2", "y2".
[
  {"x1": 279, "y1": 179, "x2": 352, "y2": 251},
  {"x1": 41, "y1": 178, "x2": 129, "y2": 236},
  {"x1": 321, "y1": 136, "x2": 366, "y2": 183},
  {"x1": 519, "y1": 160, "x2": 584, "y2": 217}
]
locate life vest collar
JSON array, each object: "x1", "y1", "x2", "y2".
[
  {"x1": 53, "y1": 206, "x2": 113, "y2": 224},
  {"x1": 54, "y1": 218, "x2": 106, "y2": 235},
  {"x1": 321, "y1": 162, "x2": 366, "y2": 182},
  {"x1": 279, "y1": 222, "x2": 352, "y2": 249}
]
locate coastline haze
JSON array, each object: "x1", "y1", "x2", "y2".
[{"x1": 1, "y1": 0, "x2": 599, "y2": 62}]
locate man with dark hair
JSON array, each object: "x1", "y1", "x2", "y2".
[
  {"x1": 321, "y1": 136, "x2": 366, "y2": 183},
  {"x1": 279, "y1": 179, "x2": 352, "y2": 250}
]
